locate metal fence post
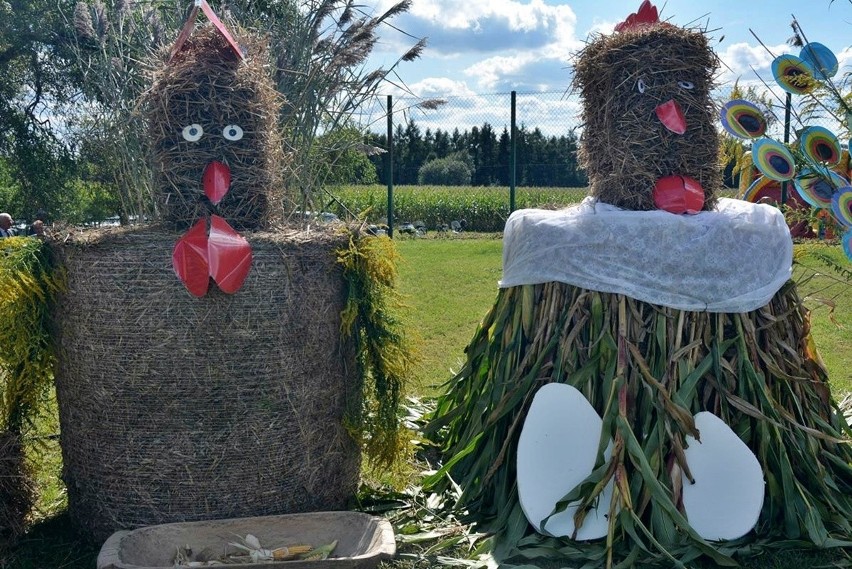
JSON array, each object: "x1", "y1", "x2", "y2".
[
  {"x1": 510, "y1": 90, "x2": 517, "y2": 212},
  {"x1": 386, "y1": 94, "x2": 394, "y2": 238}
]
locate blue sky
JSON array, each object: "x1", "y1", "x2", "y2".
[{"x1": 361, "y1": 0, "x2": 852, "y2": 98}]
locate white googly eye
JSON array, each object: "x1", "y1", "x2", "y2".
[
  {"x1": 181, "y1": 123, "x2": 203, "y2": 142},
  {"x1": 678, "y1": 80, "x2": 695, "y2": 90},
  {"x1": 222, "y1": 124, "x2": 244, "y2": 141},
  {"x1": 637, "y1": 78, "x2": 646, "y2": 94}
]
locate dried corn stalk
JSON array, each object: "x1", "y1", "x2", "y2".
[{"x1": 425, "y1": 282, "x2": 852, "y2": 567}]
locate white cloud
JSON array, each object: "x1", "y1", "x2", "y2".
[
  {"x1": 376, "y1": 0, "x2": 580, "y2": 57},
  {"x1": 464, "y1": 54, "x2": 536, "y2": 90},
  {"x1": 716, "y1": 42, "x2": 790, "y2": 85},
  {"x1": 836, "y1": 46, "x2": 852, "y2": 80},
  {"x1": 462, "y1": 52, "x2": 573, "y2": 92},
  {"x1": 586, "y1": 17, "x2": 616, "y2": 38},
  {"x1": 364, "y1": 0, "x2": 583, "y2": 94},
  {"x1": 407, "y1": 0, "x2": 569, "y2": 32},
  {"x1": 407, "y1": 77, "x2": 479, "y2": 98}
]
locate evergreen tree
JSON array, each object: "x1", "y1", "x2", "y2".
[
  {"x1": 366, "y1": 119, "x2": 585, "y2": 188},
  {"x1": 497, "y1": 127, "x2": 512, "y2": 186},
  {"x1": 472, "y1": 123, "x2": 497, "y2": 186},
  {"x1": 434, "y1": 129, "x2": 450, "y2": 159}
]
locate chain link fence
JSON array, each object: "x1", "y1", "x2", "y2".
[
  {"x1": 352, "y1": 85, "x2": 848, "y2": 189},
  {"x1": 341, "y1": 85, "x2": 851, "y2": 235}
]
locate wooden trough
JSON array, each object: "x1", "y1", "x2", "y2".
[{"x1": 97, "y1": 511, "x2": 395, "y2": 569}]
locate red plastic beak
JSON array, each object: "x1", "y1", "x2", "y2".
[
  {"x1": 207, "y1": 215, "x2": 252, "y2": 294},
  {"x1": 172, "y1": 218, "x2": 210, "y2": 297},
  {"x1": 203, "y1": 161, "x2": 231, "y2": 205},
  {"x1": 655, "y1": 100, "x2": 687, "y2": 135}
]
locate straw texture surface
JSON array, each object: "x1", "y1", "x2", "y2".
[
  {"x1": 52, "y1": 227, "x2": 360, "y2": 541},
  {"x1": 573, "y1": 24, "x2": 722, "y2": 211},
  {"x1": 142, "y1": 25, "x2": 285, "y2": 230}
]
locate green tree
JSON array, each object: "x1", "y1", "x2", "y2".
[
  {"x1": 470, "y1": 122, "x2": 497, "y2": 186},
  {"x1": 496, "y1": 127, "x2": 511, "y2": 186},
  {"x1": 313, "y1": 127, "x2": 378, "y2": 186},
  {"x1": 417, "y1": 157, "x2": 471, "y2": 185},
  {"x1": 0, "y1": 0, "x2": 80, "y2": 221},
  {"x1": 433, "y1": 128, "x2": 450, "y2": 158}
]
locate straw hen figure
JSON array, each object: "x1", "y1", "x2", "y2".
[{"x1": 426, "y1": 2, "x2": 852, "y2": 567}]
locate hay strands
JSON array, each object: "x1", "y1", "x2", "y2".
[
  {"x1": 143, "y1": 25, "x2": 285, "y2": 231},
  {"x1": 53, "y1": 228, "x2": 361, "y2": 539},
  {"x1": 424, "y1": 282, "x2": 852, "y2": 568}
]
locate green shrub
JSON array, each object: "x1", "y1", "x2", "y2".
[
  {"x1": 417, "y1": 158, "x2": 471, "y2": 186},
  {"x1": 327, "y1": 185, "x2": 589, "y2": 232},
  {"x1": 0, "y1": 238, "x2": 64, "y2": 539}
]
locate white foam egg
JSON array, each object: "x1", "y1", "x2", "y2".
[
  {"x1": 682, "y1": 411, "x2": 765, "y2": 541},
  {"x1": 516, "y1": 382, "x2": 614, "y2": 540}
]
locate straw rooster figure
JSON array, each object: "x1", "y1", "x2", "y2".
[
  {"x1": 573, "y1": 0, "x2": 722, "y2": 214},
  {"x1": 145, "y1": 0, "x2": 283, "y2": 297}
]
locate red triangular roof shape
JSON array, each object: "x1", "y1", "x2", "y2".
[{"x1": 169, "y1": 0, "x2": 245, "y2": 63}]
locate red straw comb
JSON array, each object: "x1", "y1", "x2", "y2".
[{"x1": 614, "y1": 0, "x2": 660, "y2": 32}]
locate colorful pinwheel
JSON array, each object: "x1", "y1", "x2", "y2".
[
  {"x1": 771, "y1": 54, "x2": 815, "y2": 95},
  {"x1": 751, "y1": 138, "x2": 796, "y2": 181},
  {"x1": 720, "y1": 100, "x2": 767, "y2": 139},
  {"x1": 722, "y1": 39, "x2": 851, "y2": 260}
]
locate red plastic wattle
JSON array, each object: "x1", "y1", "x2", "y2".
[
  {"x1": 653, "y1": 175, "x2": 705, "y2": 214},
  {"x1": 172, "y1": 218, "x2": 211, "y2": 297},
  {"x1": 207, "y1": 215, "x2": 253, "y2": 294}
]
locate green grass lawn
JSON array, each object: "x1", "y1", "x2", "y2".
[
  {"x1": 394, "y1": 234, "x2": 505, "y2": 394},
  {"x1": 792, "y1": 242, "x2": 852, "y2": 393},
  {"x1": 3, "y1": 234, "x2": 850, "y2": 569}
]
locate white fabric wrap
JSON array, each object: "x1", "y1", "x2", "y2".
[{"x1": 500, "y1": 197, "x2": 793, "y2": 313}]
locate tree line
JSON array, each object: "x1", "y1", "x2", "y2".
[{"x1": 365, "y1": 121, "x2": 588, "y2": 187}]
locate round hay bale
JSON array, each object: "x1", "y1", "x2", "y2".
[{"x1": 52, "y1": 227, "x2": 360, "y2": 542}]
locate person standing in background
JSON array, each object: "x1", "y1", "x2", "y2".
[
  {"x1": 29, "y1": 219, "x2": 44, "y2": 238},
  {"x1": 28, "y1": 209, "x2": 48, "y2": 236},
  {"x1": 0, "y1": 213, "x2": 15, "y2": 237}
]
